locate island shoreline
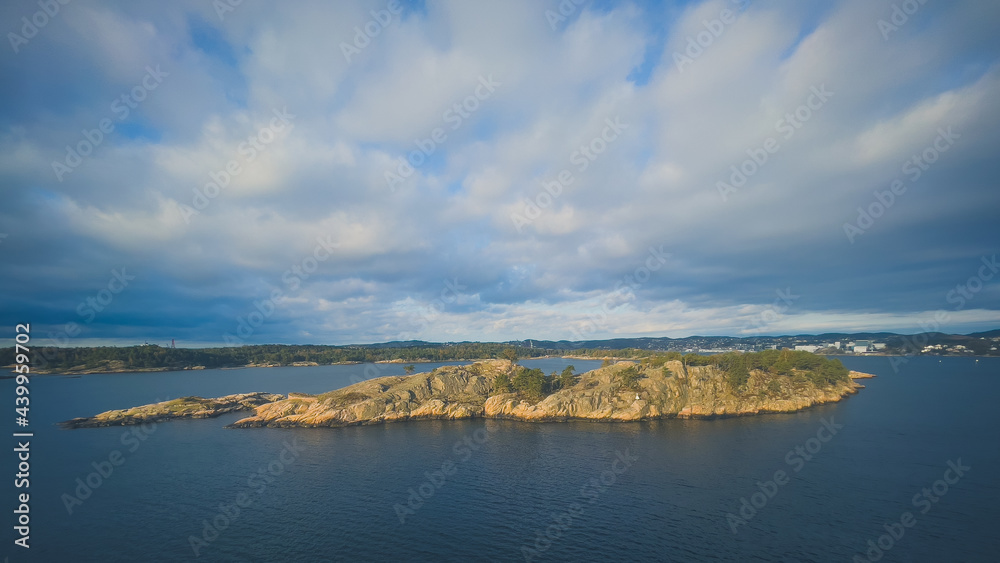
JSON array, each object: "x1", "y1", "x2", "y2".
[{"x1": 60, "y1": 358, "x2": 875, "y2": 430}]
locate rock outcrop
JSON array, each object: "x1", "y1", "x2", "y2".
[
  {"x1": 61, "y1": 361, "x2": 871, "y2": 429},
  {"x1": 59, "y1": 392, "x2": 285, "y2": 428},
  {"x1": 226, "y1": 360, "x2": 869, "y2": 428}
]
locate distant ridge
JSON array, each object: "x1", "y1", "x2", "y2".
[
  {"x1": 6, "y1": 329, "x2": 999, "y2": 375},
  {"x1": 967, "y1": 329, "x2": 1000, "y2": 338}
]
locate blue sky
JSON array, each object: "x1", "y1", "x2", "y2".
[{"x1": 1, "y1": 0, "x2": 999, "y2": 346}]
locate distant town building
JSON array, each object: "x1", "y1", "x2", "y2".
[
  {"x1": 794, "y1": 345, "x2": 821, "y2": 353},
  {"x1": 853, "y1": 340, "x2": 873, "y2": 353}
]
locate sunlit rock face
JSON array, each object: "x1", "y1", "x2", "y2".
[{"x1": 224, "y1": 360, "x2": 867, "y2": 428}]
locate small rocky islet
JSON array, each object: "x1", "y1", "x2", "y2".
[
  {"x1": 60, "y1": 355, "x2": 873, "y2": 429},
  {"x1": 58, "y1": 392, "x2": 284, "y2": 429}
]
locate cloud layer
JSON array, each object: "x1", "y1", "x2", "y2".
[{"x1": 2, "y1": 0, "x2": 999, "y2": 345}]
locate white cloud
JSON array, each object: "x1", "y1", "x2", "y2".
[{"x1": 2, "y1": 0, "x2": 999, "y2": 344}]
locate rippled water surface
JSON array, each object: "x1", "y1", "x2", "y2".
[{"x1": 6, "y1": 356, "x2": 999, "y2": 562}]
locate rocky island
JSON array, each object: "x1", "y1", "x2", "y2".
[
  {"x1": 58, "y1": 392, "x2": 284, "y2": 428},
  {"x1": 60, "y1": 351, "x2": 872, "y2": 429}
]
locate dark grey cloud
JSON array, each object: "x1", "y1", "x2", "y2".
[{"x1": 1, "y1": 0, "x2": 999, "y2": 345}]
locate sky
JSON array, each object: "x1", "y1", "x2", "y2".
[{"x1": 1, "y1": 0, "x2": 999, "y2": 347}]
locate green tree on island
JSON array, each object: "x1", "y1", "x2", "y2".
[
  {"x1": 501, "y1": 346, "x2": 519, "y2": 365},
  {"x1": 511, "y1": 367, "x2": 548, "y2": 401},
  {"x1": 617, "y1": 365, "x2": 643, "y2": 391},
  {"x1": 404, "y1": 364, "x2": 415, "y2": 375},
  {"x1": 558, "y1": 365, "x2": 577, "y2": 390},
  {"x1": 493, "y1": 373, "x2": 514, "y2": 394}
]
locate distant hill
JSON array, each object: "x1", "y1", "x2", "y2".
[
  {"x1": 5, "y1": 329, "x2": 998, "y2": 375},
  {"x1": 967, "y1": 329, "x2": 1000, "y2": 338},
  {"x1": 345, "y1": 340, "x2": 436, "y2": 349}
]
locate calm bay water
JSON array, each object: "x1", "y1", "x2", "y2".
[{"x1": 4, "y1": 356, "x2": 999, "y2": 562}]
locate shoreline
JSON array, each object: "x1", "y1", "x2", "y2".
[
  {"x1": 11, "y1": 351, "x2": 993, "y2": 377},
  {"x1": 62, "y1": 359, "x2": 873, "y2": 430}
]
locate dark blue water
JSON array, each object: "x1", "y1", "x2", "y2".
[{"x1": 3, "y1": 356, "x2": 998, "y2": 562}]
